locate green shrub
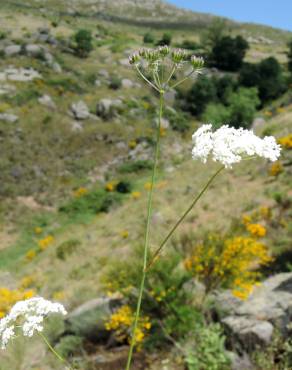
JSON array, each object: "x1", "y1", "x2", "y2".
[
  {"x1": 9, "y1": 88, "x2": 40, "y2": 106},
  {"x1": 227, "y1": 87, "x2": 260, "y2": 128},
  {"x1": 56, "y1": 239, "x2": 81, "y2": 260},
  {"x1": 118, "y1": 160, "x2": 153, "y2": 173},
  {"x1": 116, "y1": 180, "x2": 132, "y2": 194},
  {"x1": 143, "y1": 32, "x2": 155, "y2": 44},
  {"x1": 109, "y1": 75, "x2": 122, "y2": 90},
  {"x1": 0, "y1": 31, "x2": 7, "y2": 40},
  {"x1": 288, "y1": 39, "x2": 292, "y2": 73},
  {"x1": 184, "y1": 76, "x2": 217, "y2": 116},
  {"x1": 74, "y1": 29, "x2": 93, "y2": 58},
  {"x1": 185, "y1": 324, "x2": 230, "y2": 370},
  {"x1": 210, "y1": 35, "x2": 249, "y2": 71},
  {"x1": 178, "y1": 40, "x2": 199, "y2": 51},
  {"x1": 46, "y1": 77, "x2": 84, "y2": 94},
  {"x1": 202, "y1": 103, "x2": 230, "y2": 128},
  {"x1": 239, "y1": 58, "x2": 286, "y2": 104},
  {"x1": 166, "y1": 109, "x2": 191, "y2": 133},
  {"x1": 157, "y1": 32, "x2": 172, "y2": 46},
  {"x1": 54, "y1": 335, "x2": 83, "y2": 358},
  {"x1": 59, "y1": 189, "x2": 122, "y2": 215}
]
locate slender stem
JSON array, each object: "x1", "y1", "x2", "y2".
[
  {"x1": 39, "y1": 332, "x2": 73, "y2": 369},
  {"x1": 146, "y1": 165, "x2": 225, "y2": 271},
  {"x1": 135, "y1": 65, "x2": 160, "y2": 92},
  {"x1": 170, "y1": 68, "x2": 195, "y2": 89},
  {"x1": 164, "y1": 63, "x2": 176, "y2": 87},
  {"x1": 125, "y1": 92, "x2": 164, "y2": 370}
]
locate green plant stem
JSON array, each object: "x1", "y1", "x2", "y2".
[
  {"x1": 125, "y1": 92, "x2": 164, "y2": 370},
  {"x1": 135, "y1": 65, "x2": 160, "y2": 92},
  {"x1": 39, "y1": 332, "x2": 73, "y2": 369},
  {"x1": 146, "y1": 165, "x2": 225, "y2": 271}
]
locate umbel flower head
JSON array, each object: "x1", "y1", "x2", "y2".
[
  {"x1": 0, "y1": 297, "x2": 67, "y2": 349},
  {"x1": 192, "y1": 124, "x2": 281, "y2": 168},
  {"x1": 129, "y1": 46, "x2": 204, "y2": 92}
]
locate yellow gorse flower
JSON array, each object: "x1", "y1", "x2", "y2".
[
  {"x1": 0, "y1": 288, "x2": 35, "y2": 318},
  {"x1": 246, "y1": 223, "x2": 267, "y2": 238},
  {"x1": 105, "y1": 305, "x2": 151, "y2": 346},
  {"x1": 184, "y1": 235, "x2": 272, "y2": 300},
  {"x1": 278, "y1": 134, "x2": 292, "y2": 149},
  {"x1": 269, "y1": 161, "x2": 283, "y2": 176},
  {"x1": 73, "y1": 187, "x2": 88, "y2": 198},
  {"x1": 38, "y1": 235, "x2": 54, "y2": 251}
]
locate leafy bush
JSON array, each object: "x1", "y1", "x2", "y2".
[
  {"x1": 56, "y1": 239, "x2": 81, "y2": 260},
  {"x1": 214, "y1": 75, "x2": 237, "y2": 105},
  {"x1": 184, "y1": 76, "x2": 217, "y2": 116},
  {"x1": 116, "y1": 180, "x2": 132, "y2": 194},
  {"x1": 118, "y1": 160, "x2": 153, "y2": 173},
  {"x1": 59, "y1": 189, "x2": 122, "y2": 216},
  {"x1": 157, "y1": 32, "x2": 172, "y2": 46},
  {"x1": 165, "y1": 109, "x2": 191, "y2": 133},
  {"x1": 202, "y1": 103, "x2": 230, "y2": 128},
  {"x1": 184, "y1": 232, "x2": 272, "y2": 298},
  {"x1": 143, "y1": 32, "x2": 155, "y2": 44},
  {"x1": 227, "y1": 87, "x2": 260, "y2": 128},
  {"x1": 239, "y1": 57, "x2": 286, "y2": 103},
  {"x1": 0, "y1": 31, "x2": 7, "y2": 40},
  {"x1": 288, "y1": 39, "x2": 292, "y2": 73},
  {"x1": 54, "y1": 335, "x2": 83, "y2": 358},
  {"x1": 178, "y1": 40, "x2": 199, "y2": 51},
  {"x1": 46, "y1": 77, "x2": 84, "y2": 94},
  {"x1": 73, "y1": 29, "x2": 93, "y2": 58},
  {"x1": 209, "y1": 35, "x2": 249, "y2": 71},
  {"x1": 109, "y1": 75, "x2": 122, "y2": 90},
  {"x1": 185, "y1": 324, "x2": 230, "y2": 370}
]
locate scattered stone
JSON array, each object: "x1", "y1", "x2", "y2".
[
  {"x1": 0, "y1": 113, "x2": 18, "y2": 123},
  {"x1": 227, "y1": 351, "x2": 254, "y2": 370},
  {"x1": 51, "y1": 62, "x2": 62, "y2": 73},
  {"x1": 4, "y1": 45, "x2": 22, "y2": 57},
  {"x1": 38, "y1": 95, "x2": 56, "y2": 109},
  {"x1": 71, "y1": 121, "x2": 83, "y2": 132},
  {"x1": 0, "y1": 84, "x2": 16, "y2": 95},
  {"x1": 216, "y1": 272, "x2": 292, "y2": 352},
  {"x1": 121, "y1": 78, "x2": 134, "y2": 88},
  {"x1": 1, "y1": 67, "x2": 41, "y2": 82},
  {"x1": 95, "y1": 79, "x2": 101, "y2": 87},
  {"x1": 25, "y1": 44, "x2": 43, "y2": 57},
  {"x1": 119, "y1": 58, "x2": 130, "y2": 67},
  {"x1": 65, "y1": 297, "x2": 121, "y2": 342},
  {"x1": 96, "y1": 98, "x2": 123, "y2": 119},
  {"x1": 98, "y1": 69, "x2": 109, "y2": 79},
  {"x1": 71, "y1": 101, "x2": 90, "y2": 120}
]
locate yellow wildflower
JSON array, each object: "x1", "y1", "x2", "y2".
[
  {"x1": 120, "y1": 230, "x2": 129, "y2": 239},
  {"x1": 269, "y1": 161, "x2": 283, "y2": 176},
  {"x1": 34, "y1": 227, "x2": 43, "y2": 235},
  {"x1": 105, "y1": 181, "x2": 116, "y2": 192},
  {"x1": 128, "y1": 140, "x2": 137, "y2": 149},
  {"x1": 131, "y1": 191, "x2": 141, "y2": 200},
  {"x1": 278, "y1": 134, "x2": 292, "y2": 149},
  {"x1": 73, "y1": 187, "x2": 88, "y2": 198},
  {"x1": 38, "y1": 235, "x2": 54, "y2": 251},
  {"x1": 26, "y1": 249, "x2": 36, "y2": 261},
  {"x1": 246, "y1": 223, "x2": 266, "y2": 238}
]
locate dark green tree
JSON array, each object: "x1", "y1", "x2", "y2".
[
  {"x1": 143, "y1": 32, "x2": 155, "y2": 44},
  {"x1": 74, "y1": 29, "x2": 93, "y2": 58},
  {"x1": 157, "y1": 33, "x2": 172, "y2": 46},
  {"x1": 287, "y1": 39, "x2": 292, "y2": 73},
  {"x1": 210, "y1": 35, "x2": 249, "y2": 71}
]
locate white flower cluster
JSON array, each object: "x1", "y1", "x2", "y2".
[
  {"x1": 0, "y1": 297, "x2": 67, "y2": 349},
  {"x1": 192, "y1": 124, "x2": 281, "y2": 168}
]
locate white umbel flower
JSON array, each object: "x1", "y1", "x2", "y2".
[
  {"x1": 192, "y1": 124, "x2": 281, "y2": 168},
  {"x1": 0, "y1": 297, "x2": 67, "y2": 349}
]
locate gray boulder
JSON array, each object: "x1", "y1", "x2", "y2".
[
  {"x1": 38, "y1": 95, "x2": 56, "y2": 109},
  {"x1": 0, "y1": 113, "x2": 18, "y2": 123},
  {"x1": 25, "y1": 44, "x2": 43, "y2": 57},
  {"x1": 71, "y1": 101, "x2": 90, "y2": 120},
  {"x1": 216, "y1": 273, "x2": 292, "y2": 351},
  {"x1": 65, "y1": 297, "x2": 121, "y2": 341},
  {"x1": 96, "y1": 98, "x2": 123, "y2": 119},
  {"x1": 121, "y1": 78, "x2": 134, "y2": 88},
  {"x1": 4, "y1": 45, "x2": 21, "y2": 57}
]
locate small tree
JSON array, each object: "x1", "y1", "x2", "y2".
[
  {"x1": 143, "y1": 32, "x2": 155, "y2": 44},
  {"x1": 210, "y1": 35, "x2": 249, "y2": 71},
  {"x1": 157, "y1": 32, "x2": 172, "y2": 46},
  {"x1": 74, "y1": 29, "x2": 93, "y2": 58},
  {"x1": 201, "y1": 18, "x2": 228, "y2": 52},
  {"x1": 287, "y1": 40, "x2": 292, "y2": 73},
  {"x1": 185, "y1": 76, "x2": 217, "y2": 116}
]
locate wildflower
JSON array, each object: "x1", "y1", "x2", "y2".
[
  {"x1": 192, "y1": 124, "x2": 281, "y2": 168},
  {"x1": 171, "y1": 48, "x2": 188, "y2": 65},
  {"x1": 38, "y1": 235, "x2": 54, "y2": 251},
  {"x1": 34, "y1": 227, "x2": 42, "y2": 235},
  {"x1": 0, "y1": 297, "x2": 66, "y2": 349},
  {"x1": 120, "y1": 230, "x2": 129, "y2": 239},
  {"x1": 190, "y1": 55, "x2": 205, "y2": 69},
  {"x1": 26, "y1": 249, "x2": 36, "y2": 261},
  {"x1": 278, "y1": 134, "x2": 292, "y2": 149},
  {"x1": 242, "y1": 214, "x2": 252, "y2": 226},
  {"x1": 105, "y1": 181, "x2": 116, "y2": 192},
  {"x1": 269, "y1": 161, "x2": 283, "y2": 176},
  {"x1": 128, "y1": 140, "x2": 137, "y2": 149},
  {"x1": 73, "y1": 187, "x2": 88, "y2": 198},
  {"x1": 131, "y1": 191, "x2": 141, "y2": 200},
  {"x1": 129, "y1": 52, "x2": 140, "y2": 65},
  {"x1": 260, "y1": 206, "x2": 272, "y2": 220},
  {"x1": 246, "y1": 223, "x2": 267, "y2": 238}
]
